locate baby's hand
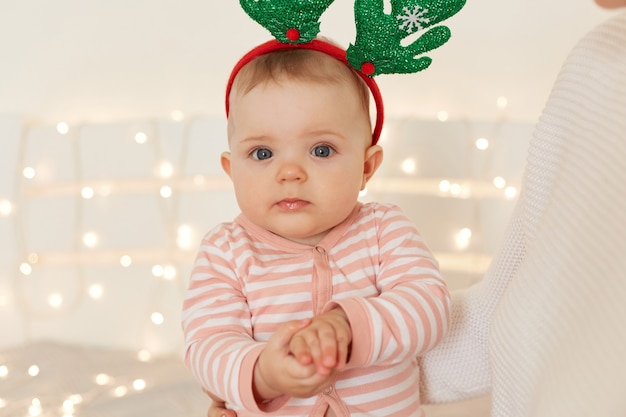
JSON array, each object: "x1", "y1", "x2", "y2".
[
  {"x1": 289, "y1": 308, "x2": 352, "y2": 376},
  {"x1": 255, "y1": 319, "x2": 335, "y2": 400}
]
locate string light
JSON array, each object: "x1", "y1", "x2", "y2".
[
  {"x1": 159, "y1": 185, "x2": 173, "y2": 198},
  {"x1": 81, "y1": 186, "x2": 95, "y2": 199},
  {"x1": 28, "y1": 398, "x2": 42, "y2": 416},
  {"x1": 158, "y1": 162, "x2": 174, "y2": 179},
  {"x1": 475, "y1": 137, "x2": 489, "y2": 150},
  {"x1": 134, "y1": 131, "x2": 148, "y2": 144},
  {"x1": 176, "y1": 225, "x2": 194, "y2": 250},
  {"x1": 137, "y1": 349, "x2": 152, "y2": 362},
  {"x1": 28, "y1": 365, "x2": 40, "y2": 377},
  {"x1": 88, "y1": 284, "x2": 104, "y2": 299},
  {"x1": 0, "y1": 365, "x2": 8, "y2": 378},
  {"x1": 401, "y1": 158, "x2": 417, "y2": 175},
  {"x1": 437, "y1": 110, "x2": 449, "y2": 122},
  {"x1": 170, "y1": 110, "x2": 185, "y2": 122},
  {"x1": 48, "y1": 293, "x2": 63, "y2": 309},
  {"x1": 505, "y1": 186, "x2": 518, "y2": 199},
  {"x1": 19, "y1": 262, "x2": 32, "y2": 276},
  {"x1": 0, "y1": 199, "x2": 13, "y2": 216},
  {"x1": 23, "y1": 167, "x2": 36, "y2": 179},
  {"x1": 150, "y1": 312, "x2": 164, "y2": 325},
  {"x1": 132, "y1": 379, "x2": 147, "y2": 391},
  {"x1": 112, "y1": 386, "x2": 128, "y2": 398},
  {"x1": 82, "y1": 232, "x2": 99, "y2": 248},
  {"x1": 497, "y1": 96, "x2": 509, "y2": 110},
  {"x1": 162, "y1": 265, "x2": 177, "y2": 281},
  {"x1": 151, "y1": 264, "x2": 164, "y2": 278},
  {"x1": 120, "y1": 255, "x2": 132, "y2": 267},
  {"x1": 56, "y1": 122, "x2": 70, "y2": 135},
  {"x1": 455, "y1": 228, "x2": 473, "y2": 250},
  {"x1": 95, "y1": 373, "x2": 112, "y2": 386},
  {"x1": 493, "y1": 176, "x2": 507, "y2": 189}
]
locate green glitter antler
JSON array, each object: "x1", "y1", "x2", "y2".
[
  {"x1": 347, "y1": 0, "x2": 466, "y2": 76},
  {"x1": 239, "y1": 0, "x2": 336, "y2": 44}
]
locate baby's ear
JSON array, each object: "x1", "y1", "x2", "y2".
[
  {"x1": 220, "y1": 152, "x2": 232, "y2": 178},
  {"x1": 361, "y1": 145, "x2": 383, "y2": 189}
]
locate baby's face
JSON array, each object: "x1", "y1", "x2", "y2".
[{"x1": 222, "y1": 78, "x2": 376, "y2": 245}]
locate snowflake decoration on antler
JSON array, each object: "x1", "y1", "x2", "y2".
[
  {"x1": 347, "y1": 0, "x2": 467, "y2": 76},
  {"x1": 397, "y1": 5, "x2": 431, "y2": 34}
]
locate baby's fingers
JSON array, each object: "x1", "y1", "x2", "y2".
[{"x1": 290, "y1": 334, "x2": 313, "y2": 365}]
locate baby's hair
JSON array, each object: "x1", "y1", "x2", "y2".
[{"x1": 228, "y1": 47, "x2": 371, "y2": 117}]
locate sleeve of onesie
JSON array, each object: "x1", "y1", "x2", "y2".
[
  {"x1": 181, "y1": 225, "x2": 289, "y2": 414},
  {"x1": 326, "y1": 204, "x2": 451, "y2": 369}
]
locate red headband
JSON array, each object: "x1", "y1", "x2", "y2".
[{"x1": 225, "y1": 39, "x2": 385, "y2": 145}]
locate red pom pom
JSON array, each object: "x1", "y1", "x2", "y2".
[
  {"x1": 361, "y1": 62, "x2": 375, "y2": 76},
  {"x1": 286, "y1": 28, "x2": 300, "y2": 42}
]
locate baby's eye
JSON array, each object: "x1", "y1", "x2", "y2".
[
  {"x1": 311, "y1": 145, "x2": 334, "y2": 158},
  {"x1": 251, "y1": 148, "x2": 273, "y2": 160}
]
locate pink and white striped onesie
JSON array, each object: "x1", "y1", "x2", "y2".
[{"x1": 182, "y1": 202, "x2": 450, "y2": 417}]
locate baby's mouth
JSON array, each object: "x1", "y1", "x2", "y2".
[{"x1": 276, "y1": 198, "x2": 310, "y2": 211}]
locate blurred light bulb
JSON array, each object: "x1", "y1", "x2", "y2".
[
  {"x1": 437, "y1": 110, "x2": 449, "y2": 122},
  {"x1": 0, "y1": 199, "x2": 13, "y2": 216},
  {"x1": 400, "y1": 158, "x2": 417, "y2": 175},
  {"x1": 88, "y1": 284, "x2": 103, "y2": 299},
  {"x1": 505, "y1": 186, "x2": 518, "y2": 199},
  {"x1": 497, "y1": 96, "x2": 509, "y2": 109},
  {"x1": 137, "y1": 349, "x2": 152, "y2": 362},
  {"x1": 95, "y1": 373, "x2": 111, "y2": 385},
  {"x1": 29, "y1": 398, "x2": 42, "y2": 416},
  {"x1": 176, "y1": 225, "x2": 194, "y2": 250},
  {"x1": 57, "y1": 122, "x2": 69, "y2": 135},
  {"x1": 20, "y1": 262, "x2": 32, "y2": 276},
  {"x1": 475, "y1": 137, "x2": 489, "y2": 150},
  {"x1": 152, "y1": 265, "x2": 164, "y2": 278},
  {"x1": 62, "y1": 399, "x2": 74, "y2": 413},
  {"x1": 493, "y1": 176, "x2": 506, "y2": 189},
  {"x1": 23, "y1": 167, "x2": 36, "y2": 179},
  {"x1": 81, "y1": 186, "x2": 95, "y2": 199},
  {"x1": 134, "y1": 131, "x2": 148, "y2": 144},
  {"x1": 163, "y1": 265, "x2": 177, "y2": 281},
  {"x1": 133, "y1": 379, "x2": 147, "y2": 391},
  {"x1": 82, "y1": 232, "x2": 99, "y2": 248},
  {"x1": 160, "y1": 186, "x2": 173, "y2": 198},
  {"x1": 120, "y1": 255, "x2": 132, "y2": 267},
  {"x1": 28, "y1": 365, "x2": 40, "y2": 377},
  {"x1": 113, "y1": 386, "x2": 128, "y2": 398},
  {"x1": 158, "y1": 162, "x2": 174, "y2": 179},
  {"x1": 151, "y1": 312, "x2": 164, "y2": 325},
  {"x1": 450, "y1": 183, "x2": 462, "y2": 196},
  {"x1": 0, "y1": 365, "x2": 9, "y2": 378},
  {"x1": 455, "y1": 228, "x2": 473, "y2": 250},
  {"x1": 171, "y1": 110, "x2": 185, "y2": 121},
  {"x1": 68, "y1": 394, "x2": 83, "y2": 405},
  {"x1": 439, "y1": 180, "x2": 451, "y2": 193},
  {"x1": 48, "y1": 293, "x2": 63, "y2": 309}
]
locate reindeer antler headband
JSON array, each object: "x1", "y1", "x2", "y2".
[{"x1": 226, "y1": 0, "x2": 467, "y2": 144}]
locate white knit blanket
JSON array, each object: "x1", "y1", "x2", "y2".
[{"x1": 420, "y1": 10, "x2": 626, "y2": 417}]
